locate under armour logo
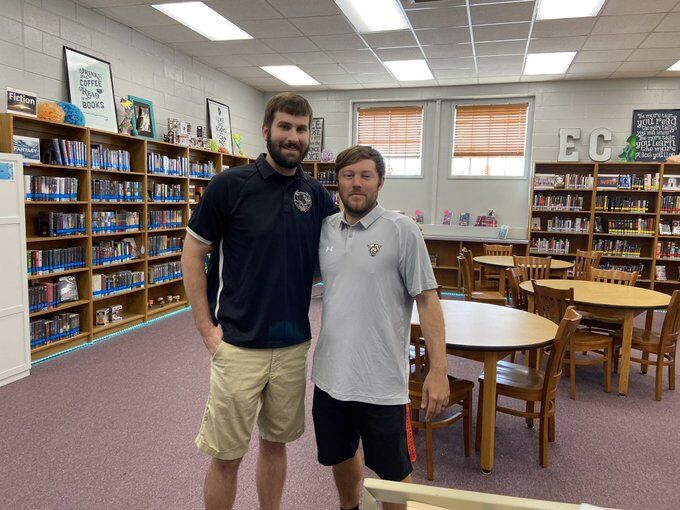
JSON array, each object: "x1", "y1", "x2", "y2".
[{"x1": 325, "y1": 246, "x2": 334, "y2": 252}]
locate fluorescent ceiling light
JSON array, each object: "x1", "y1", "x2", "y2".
[
  {"x1": 384, "y1": 60, "x2": 434, "y2": 81},
  {"x1": 524, "y1": 52, "x2": 576, "y2": 75},
  {"x1": 151, "y1": 2, "x2": 252, "y2": 41},
  {"x1": 537, "y1": 0, "x2": 605, "y2": 20},
  {"x1": 260, "y1": 66, "x2": 320, "y2": 86},
  {"x1": 668, "y1": 60, "x2": 680, "y2": 71},
  {"x1": 334, "y1": 0, "x2": 408, "y2": 33}
]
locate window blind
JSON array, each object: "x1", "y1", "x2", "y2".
[
  {"x1": 356, "y1": 106, "x2": 423, "y2": 157},
  {"x1": 453, "y1": 103, "x2": 528, "y2": 157}
]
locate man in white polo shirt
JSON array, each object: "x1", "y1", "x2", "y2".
[{"x1": 312, "y1": 145, "x2": 450, "y2": 510}]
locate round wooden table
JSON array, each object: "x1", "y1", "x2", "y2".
[
  {"x1": 520, "y1": 279, "x2": 671, "y2": 396},
  {"x1": 411, "y1": 300, "x2": 558, "y2": 473},
  {"x1": 473, "y1": 255, "x2": 574, "y2": 294}
]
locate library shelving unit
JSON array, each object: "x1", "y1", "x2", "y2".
[
  {"x1": 0, "y1": 113, "x2": 251, "y2": 361},
  {"x1": 311, "y1": 160, "x2": 340, "y2": 209}
]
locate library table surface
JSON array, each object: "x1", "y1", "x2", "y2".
[
  {"x1": 411, "y1": 300, "x2": 557, "y2": 473},
  {"x1": 519, "y1": 279, "x2": 670, "y2": 396},
  {"x1": 473, "y1": 255, "x2": 573, "y2": 294}
]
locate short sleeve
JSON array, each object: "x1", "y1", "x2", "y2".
[
  {"x1": 397, "y1": 217, "x2": 438, "y2": 297},
  {"x1": 186, "y1": 178, "x2": 226, "y2": 246}
]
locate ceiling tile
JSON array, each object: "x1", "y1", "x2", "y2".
[
  {"x1": 341, "y1": 62, "x2": 386, "y2": 74},
  {"x1": 423, "y1": 44, "x2": 474, "y2": 59},
  {"x1": 428, "y1": 57, "x2": 475, "y2": 70},
  {"x1": 309, "y1": 33, "x2": 366, "y2": 51},
  {"x1": 328, "y1": 84, "x2": 366, "y2": 90},
  {"x1": 568, "y1": 62, "x2": 623, "y2": 74},
  {"x1": 582, "y1": 33, "x2": 648, "y2": 50},
  {"x1": 361, "y1": 82, "x2": 401, "y2": 89},
  {"x1": 285, "y1": 52, "x2": 334, "y2": 64},
  {"x1": 137, "y1": 24, "x2": 204, "y2": 44},
  {"x1": 238, "y1": 53, "x2": 293, "y2": 66},
  {"x1": 265, "y1": 0, "x2": 340, "y2": 17},
  {"x1": 437, "y1": 78, "x2": 478, "y2": 86},
  {"x1": 374, "y1": 47, "x2": 423, "y2": 60},
  {"x1": 532, "y1": 18, "x2": 597, "y2": 38},
  {"x1": 574, "y1": 49, "x2": 633, "y2": 63},
  {"x1": 476, "y1": 55, "x2": 523, "y2": 74},
  {"x1": 406, "y1": 6, "x2": 469, "y2": 29},
  {"x1": 172, "y1": 39, "x2": 275, "y2": 57},
  {"x1": 210, "y1": 0, "x2": 283, "y2": 21},
  {"x1": 617, "y1": 60, "x2": 676, "y2": 71},
  {"x1": 96, "y1": 6, "x2": 173, "y2": 27},
  {"x1": 474, "y1": 40, "x2": 526, "y2": 56},
  {"x1": 433, "y1": 68, "x2": 477, "y2": 79},
  {"x1": 415, "y1": 27, "x2": 471, "y2": 45},
  {"x1": 529, "y1": 36, "x2": 586, "y2": 52},
  {"x1": 240, "y1": 76, "x2": 293, "y2": 89},
  {"x1": 236, "y1": 19, "x2": 303, "y2": 38},
  {"x1": 656, "y1": 13, "x2": 680, "y2": 32},
  {"x1": 399, "y1": 80, "x2": 438, "y2": 88},
  {"x1": 289, "y1": 15, "x2": 354, "y2": 36},
  {"x1": 564, "y1": 73, "x2": 613, "y2": 80},
  {"x1": 318, "y1": 74, "x2": 359, "y2": 85},
  {"x1": 362, "y1": 30, "x2": 417, "y2": 49},
  {"x1": 197, "y1": 54, "x2": 254, "y2": 67},
  {"x1": 298, "y1": 63, "x2": 346, "y2": 75},
  {"x1": 592, "y1": 14, "x2": 665, "y2": 35},
  {"x1": 473, "y1": 23, "x2": 530, "y2": 42},
  {"x1": 218, "y1": 66, "x2": 271, "y2": 78},
  {"x1": 354, "y1": 72, "x2": 395, "y2": 83},
  {"x1": 609, "y1": 71, "x2": 658, "y2": 78},
  {"x1": 325, "y1": 49, "x2": 379, "y2": 63},
  {"x1": 602, "y1": 0, "x2": 678, "y2": 15},
  {"x1": 470, "y1": 1, "x2": 535, "y2": 25},
  {"x1": 639, "y1": 32, "x2": 680, "y2": 48},
  {"x1": 261, "y1": 37, "x2": 320, "y2": 52},
  {"x1": 628, "y1": 48, "x2": 680, "y2": 61},
  {"x1": 478, "y1": 76, "x2": 519, "y2": 84}
]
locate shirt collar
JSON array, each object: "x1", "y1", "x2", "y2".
[
  {"x1": 340, "y1": 203, "x2": 385, "y2": 230},
  {"x1": 256, "y1": 153, "x2": 306, "y2": 181}
]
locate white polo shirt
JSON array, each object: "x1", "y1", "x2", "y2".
[{"x1": 311, "y1": 204, "x2": 437, "y2": 405}]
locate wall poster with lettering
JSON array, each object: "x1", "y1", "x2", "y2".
[
  {"x1": 207, "y1": 98, "x2": 233, "y2": 153},
  {"x1": 307, "y1": 117, "x2": 324, "y2": 161},
  {"x1": 63, "y1": 46, "x2": 118, "y2": 132},
  {"x1": 632, "y1": 109, "x2": 680, "y2": 162}
]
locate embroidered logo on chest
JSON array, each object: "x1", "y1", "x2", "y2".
[
  {"x1": 293, "y1": 190, "x2": 312, "y2": 212},
  {"x1": 367, "y1": 243, "x2": 382, "y2": 257}
]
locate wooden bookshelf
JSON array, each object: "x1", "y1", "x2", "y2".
[{"x1": 0, "y1": 113, "x2": 253, "y2": 360}]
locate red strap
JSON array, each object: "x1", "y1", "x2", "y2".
[{"x1": 405, "y1": 404, "x2": 417, "y2": 462}]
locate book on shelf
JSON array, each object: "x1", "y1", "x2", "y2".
[
  {"x1": 656, "y1": 265, "x2": 667, "y2": 281},
  {"x1": 12, "y1": 135, "x2": 40, "y2": 162},
  {"x1": 533, "y1": 173, "x2": 593, "y2": 189},
  {"x1": 38, "y1": 138, "x2": 86, "y2": 167},
  {"x1": 90, "y1": 145, "x2": 131, "y2": 172},
  {"x1": 663, "y1": 176, "x2": 679, "y2": 191},
  {"x1": 660, "y1": 221, "x2": 672, "y2": 235},
  {"x1": 597, "y1": 174, "x2": 619, "y2": 189},
  {"x1": 458, "y1": 213, "x2": 469, "y2": 226},
  {"x1": 497, "y1": 225, "x2": 509, "y2": 239},
  {"x1": 531, "y1": 217, "x2": 541, "y2": 231},
  {"x1": 37, "y1": 212, "x2": 86, "y2": 237},
  {"x1": 673, "y1": 221, "x2": 680, "y2": 236}
]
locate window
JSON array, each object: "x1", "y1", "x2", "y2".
[
  {"x1": 451, "y1": 103, "x2": 528, "y2": 177},
  {"x1": 356, "y1": 105, "x2": 423, "y2": 177}
]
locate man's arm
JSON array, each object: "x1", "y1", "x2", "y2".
[
  {"x1": 414, "y1": 289, "x2": 449, "y2": 421},
  {"x1": 181, "y1": 235, "x2": 223, "y2": 356}
]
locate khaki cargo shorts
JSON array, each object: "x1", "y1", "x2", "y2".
[{"x1": 195, "y1": 340, "x2": 311, "y2": 460}]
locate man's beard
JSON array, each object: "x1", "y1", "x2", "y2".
[
  {"x1": 266, "y1": 134, "x2": 309, "y2": 169},
  {"x1": 342, "y1": 193, "x2": 377, "y2": 217}
]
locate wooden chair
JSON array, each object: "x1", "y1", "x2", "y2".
[
  {"x1": 581, "y1": 268, "x2": 639, "y2": 336},
  {"x1": 572, "y1": 250, "x2": 602, "y2": 280},
  {"x1": 532, "y1": 280, "x2": 613, "y2": 399},
  {"x1": 475, "y1": 307, "x2": 582, "y2": 468},
  {"x1": 506, "y1": 267, "x2": 528, "y2": 311},
  {"x1": 457, "y1": 250, "x2": 506, "y2": 305},
  {"x1": 479, "y1": 243, "x2": 513, "y2": 289},
  {"x1": 513, "y1": 255, "x2": 552, "y2": 281},
  {"x1": 613, "y1": 290, "x2": 680, "y2": 401}
]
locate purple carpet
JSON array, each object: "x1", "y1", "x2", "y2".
[{"x1": 1, "y1": 299, "x2": 678, "y2": 510}]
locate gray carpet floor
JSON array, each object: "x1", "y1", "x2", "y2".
[{"x1": 1, "y1": 298, "x2": 679, "y2": 510}]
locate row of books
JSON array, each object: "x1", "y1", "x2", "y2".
[
  {"x1": 597, "y1": 173, "x2": 659, "y2": 190},
  {"x1": 533, "y1": 194, "x2": 585, "y2": 211},
  {"x1": 27, "y1": 247, "x2": 86, "y2": 276},
  {"x1": 530, "y1": 238, "x2": 570, "y2": 254},
  {"x1": 90, "y1": 145, "x2": 131, "y2": 171},
  {"x1": 592, "y1": 239, "x2": 642, "y2": 257},
  {"x1": 659, "y1": 220, "x2": 680, "y2": 235},
  {"x1": 533, "y1": 173, "x2": 593, "y2": 189},
  {"x1": 594, "y1": 196, "x2": 650, "y2": 213},
  {"x1": 149, "y1": 183, "x2": 185, "y2": 202},
  {"x1": 149, "y1": 261, "x2": 182, "y2": 284},
  {"x1": 148, "y1": 235, "x2": 183, "y2": 257},
  {"x1": 539, "y1": 217, "x2": 589, "y2": 232},
  {"x1": 25, "y1": 175, "x2": 78, "y2": 201},
  {"x1": 28, "y1": 277, "x2": 79, "y2": 313},
  {"x1": 148, "y1": 210, "x2": 183, "y2": 230},
  {"x1": 36, "y1": 212, "x2": 85, "y2": 237},
  {"x1": 92, "y1": 211, "x2": 141, "y2": 234},
  {"x1": 599, "y1": 261, "x2": 645, "y2": 277},
  {"x1": 92, "y1": 238, "x2": 140, "y2": 266},
  {"x1": 317, "y1": 170, "x2": 337, "y2": 185},
  {"x1": 39, "y1": 138, "x2": 87, "y2": 167},
  {"x1": 189, "y1": 161, "x2": 215, "y2": 179},
  {"x1": 92, "y1": 270, "x2": 145, "y2": 297},
  {"x1": 189, "y1": 184, "x2": 206, "y2": 204},
  {"x1": 657, "y1": 242, "x2": 680, "y2": 259},
  {"x1": 30, "y1": 313, "x2": 80, "y2": 349},
  {"x1": 91, "y1": 179, "x2": 143, "y2": 202},
  {"x1": 147, "y1": 153, "x2": 188, "y2": 176},
  {"x1": 329, "y1": 191, "x2": 339, "y2": 207},
  {"x1": 661, "y1": 195, "x2": 680, "y2": 213},
  {"x1": 595, "y1": 218, "x2": 655, "y2": 235}
]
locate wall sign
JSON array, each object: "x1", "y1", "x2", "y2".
[
  {"x1": 632, "y1": 109, "x2": 680, "y2": 162},
  {"x1": 207, "y1": 98, "x2": 233, "y2": 153},
  {"x1": 307, "y1": 117, "x2": 324, "y2": 161}
]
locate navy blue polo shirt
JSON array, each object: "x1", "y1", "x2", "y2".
[{"x1": 187, "y1": 153, "x2": 337, "y2": 348}]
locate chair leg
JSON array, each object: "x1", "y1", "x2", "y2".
[
  {"x1": 539, "y1": 410, "x2": 549, "y2": 468},
  {"x1": 669, "y1": 354, "x2": 676, "y2": 391},
  {"x1": 655, "y1": 354, "x2": 664, "y2": 401},
  {"x1": 642, "y1": 351, "x2": 650, "y2": 374},
  {"x1": 548, "y1": 406, "x2": 556, "y2": 443},
  {"x1": 569, "y1": 350, "x2": 577, "y2": 400},
  {"x1": 525, "y1": 400, "x2": 535, "y2": 428},
  {"x1": 613, "y1": 346, "x2": 619, "y2": 374},
  {"x1": 604, "y1": 343, "x2": 612, "y2": 394},
  {"x1": 463, "y1": 391, "x2": 471, "y2": 457},
  {"x1": 425, "y1": 422, "x2": 434, "y2": 481},
  {"x1": 475, "y1": 382, "x2": 483, "y2": 452}
]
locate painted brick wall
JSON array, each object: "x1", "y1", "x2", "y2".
[{"x1": 0, "y1": 0, "x2": 266, "y2": 157}]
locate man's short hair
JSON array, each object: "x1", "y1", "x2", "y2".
[
  {"x1": 335, "y1": 145, "x2": 385, "y2": 180},
  {"x1": 263, "y1": 93, "x2": 313, "y2": 130}
]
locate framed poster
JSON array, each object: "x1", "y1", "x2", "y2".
[
  {"x1": 207, "y1": 98, "x2": 233, "y2": 153},
  {"x1": 632, "y1": 109, "x2": 680, "y2": 162},
  {"x1": 308, "y1": 117, "x2": 324, "y2": 161},
  {"x1": 63, "y1": 46, "x2": 117, "y2": 132},
  {"x1": 128, "y1": 95, "x2": 157, "y2": 140}
]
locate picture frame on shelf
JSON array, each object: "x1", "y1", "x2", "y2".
[
  {"x1": 656, "y1": 265, "x2": 667, "y2": 281},
  {"x1": 531, "y1": 217, "x2": 541, "y2": 231},
  {"x1": 63, "y1": 46, "x2": 118, "y2": 132},
  {"x1": 207, "y1": 98, "x2": 233, "y2": 153},
  {"x1": 128, "y1": 95, "x2": 156, "y2": 140},
  {"x1": 618, "y1": 174, "x2": 632, "y2": 189}
]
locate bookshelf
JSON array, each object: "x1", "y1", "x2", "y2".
[{"x1": 0, "y1": 113, "x2": 251, "y2": 360}]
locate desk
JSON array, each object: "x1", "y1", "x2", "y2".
[
  {"x1": 473, "y1": 255, "x2": 573, "y2": 295},
  {"x1": 411, "y1": 300, "x2": 557, "y2": 473},
  {"x1": 520, "y1": 279, "x2": 670, "y2": 396}
]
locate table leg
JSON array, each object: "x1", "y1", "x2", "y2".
[
  {"x1": 618, "y1": 310, "x2": 634, "y2": 396},
  {"x1": 480, "y1": 352, "x2": 499, "y2": 473}
]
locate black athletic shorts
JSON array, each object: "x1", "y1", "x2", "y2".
[{"x1": 312, "y1": 386, "x2": 412, "y2": 481}]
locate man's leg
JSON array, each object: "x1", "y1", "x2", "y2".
[
  {"x1": 204, "y1": 457, "x2": 242, "y2": 510},
  {"x1": 332, "y1": 450, "x2": 363, "y2": 510},
  {"x1": 382, "y1": 474, "x2": 412, "y2": 510},
  {"x1": 256, "y1": 438, "x2": 287, "y2": 510}
]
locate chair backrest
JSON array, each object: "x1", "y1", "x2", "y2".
[
  {"x1": 483, "y1": 243, "x2": 513, "y2": 256},
  {"x1": 513, "y1": 255, "x2": 552, "y2": 281},
  {"x1": 573, "y1": 250, "x2": 602, "y2": 280},
  {"x1": 532, "y1": 279, "x2": 574, "y2": 325},
  {"x1": 457, "y1": 252, "x2": 475, "y2": 298},
  {"x1": 506, "y1": 267, "x2": 527, "y2": 310},
  {"x1": 409, "y1": 327, "x2": 428, "y2": 383},
  {"x1": 543, "y1": 307, "x2": 582, "y2": 400},
  {"x1": 587, "y1": 266, "x2": 638, "y2": 286},
  {"x1": 660, "y1": 290, "x2": 680, "y2": 352}
]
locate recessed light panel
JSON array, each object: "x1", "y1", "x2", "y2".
[
  {"x1": 524, "y1": 52, "x2": 576, "y2": 75},
  {"x1": 152, "y1": 2, "x2": 252, "y2": 41},
  {"x1": 260, "y1": 66, "x2": 320, "y2": 86}
]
